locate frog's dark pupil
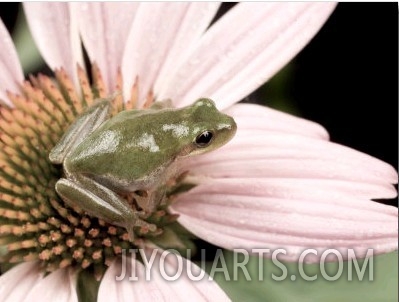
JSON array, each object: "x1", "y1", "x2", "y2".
[{"x1": 195, "y1": 131, "x2": 213, "y2": 147}]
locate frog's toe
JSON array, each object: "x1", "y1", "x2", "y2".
[
  {"x1": 124, "y1": 218, "x2": 157, "y2": 241},
  {"x1": 134, "y1": 219, "x2": 156, "y2": 232},
  {"x1": 126, "y1": 226, "x2": 135, "y2": 242}
]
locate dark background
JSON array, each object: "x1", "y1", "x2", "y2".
[
  {"x1": 0, "y1": 3, "x2": 397, "y2": 171},
  {"x1": 257, "y1": 3, "x2": 398, "y2": 171},
  {"x1": 293, "y1": 3, "x2": 397, "y2": 170}
]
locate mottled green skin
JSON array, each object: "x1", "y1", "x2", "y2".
[
  {"x1": 66, "y1": 99, "x2": 236, "y2": 191},
  {"x1": 49, "y1": 98, "x2": 236, "y2": 240}
]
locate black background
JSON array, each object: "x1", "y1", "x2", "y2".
[
  {"x1": 293, "y1": 3, "x2": 398, "y2": 170},
  {"x1": 0, "y1": 3, "x2": 397, "y2": 173}
]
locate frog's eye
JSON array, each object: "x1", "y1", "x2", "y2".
[{"x1": 195, "y1": 130, "x2": 213, "y2": 147}]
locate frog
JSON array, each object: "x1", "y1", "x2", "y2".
[{"x1": 49, "y1": 97, "x2": 237, "y2": 241}]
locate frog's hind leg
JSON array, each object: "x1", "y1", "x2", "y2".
[
  {"x1": 55, "y1": 175, "x2": 156, "y2": 241},
  {"x1": 49, "y1": 98, "x2": 112, "y2": 164}
]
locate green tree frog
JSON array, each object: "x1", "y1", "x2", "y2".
[{"x1": 49, "y1": 98, "x2": 237, "y2": 241}]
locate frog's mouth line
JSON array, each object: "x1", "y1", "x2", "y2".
[{"x1": 0, "y1": 65, "x2": 196, "y2": 279}]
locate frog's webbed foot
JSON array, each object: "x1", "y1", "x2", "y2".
[{"x1": 55, "y1": 175, "x2": 156, "y2": 241}]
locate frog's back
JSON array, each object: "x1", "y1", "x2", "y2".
[
  {"x1": 65, "y1": 110, "x2": 181, "y2": 190},
  {"x1": 64, "y1": 98, "x2": 236, "y2": 192}
]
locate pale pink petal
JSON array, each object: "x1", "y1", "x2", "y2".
[
  {"x1": 224, "y1": 103, "x2": 329, "y2": 140},
  {"x1": 23, "y1": 3, "x2": 83, "y2": 87},
  {"x1": 122, "y1": 3, "x2": 220, "y2": 107},
  {"x1": 98, "y1": 254, "x2": 163, "y2": 302},
  {"x1": 28, "y1": 267, "x2": 78, "y2": 302},
  {"x1": 171, "y1": 103, "x2": 398, "y2": 263},
  {"x1": 0, "y1": 20, "x2": 24, "y2": 105},
  {"x1": 185, "y1": 133, "x2": 397, "y2": 186},
  {"x1": 0, "y1": 262, "x2": 43, "y2": 302},
  {"x1": 141, "y1": 248, "x2": 230, "y2": 301},
  {"x1": 159, "y1": 3, "x2": 336, "y2": 109},
  {"x1": 71, "y1": 3, "x2": 139, "y2": 93},
  {"x1": 183, "y1": 105, "x2": 397, "y2": 186},
  {"x1": 171, "y1": 178, "x2": 398, "y2": 263},
  {"x1": 99, "y1": 248, "x2": 230, "y2": 301},
  {"x1": 153, "y1": 3, "x2": 220, "y2": 98}
]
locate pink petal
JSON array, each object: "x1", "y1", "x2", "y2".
[
  {"x1": 0, "y1": 262, "x2": 43, "y2": 302},
  {"x1": 122, "y1": 3, "x2": 220, "y2": 107},
  {"x1": 184, "y1": 104, "x2": 397, "y2": 186},
  {"x1": 98, "y1": 254, "x2": 163, "y2": 302},
  {"x1": 23, "y1": 3, "x2": 83, "y2": 87},
  {"x1": 224, "y1": 103, "x2": 329, "y2": 140},
  {"x1": 28, "y1": 267, "x2": 78, "y2": 302},
  {"x1": 153, "y1": 3, "x2": 220, "y2": 98},
  {"x1": 71, "y1": 3, "x2": 139, "y2": 93},
  {"x1": 185, "y1": 133, "x2": 397, "y2": 186},
  {"x1": 99, "y1": 248, "x2": 230, "y2": 301},
  {"x1": 159, "y1": 3, "x2": 336, "y2": 109},
  {"x1": 171, "y1": 178, "x2": 397, "y2": 263},
  {"x1": 171, "y1": 104, "x2": 398, "y2": 263},
  {"x1": 0, "y1": 20, "x2": 24, "y2": 105}
]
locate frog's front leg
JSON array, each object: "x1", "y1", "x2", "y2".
[{"x1": 55, "y1": 175, "x2": 156, "y2": 241}]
